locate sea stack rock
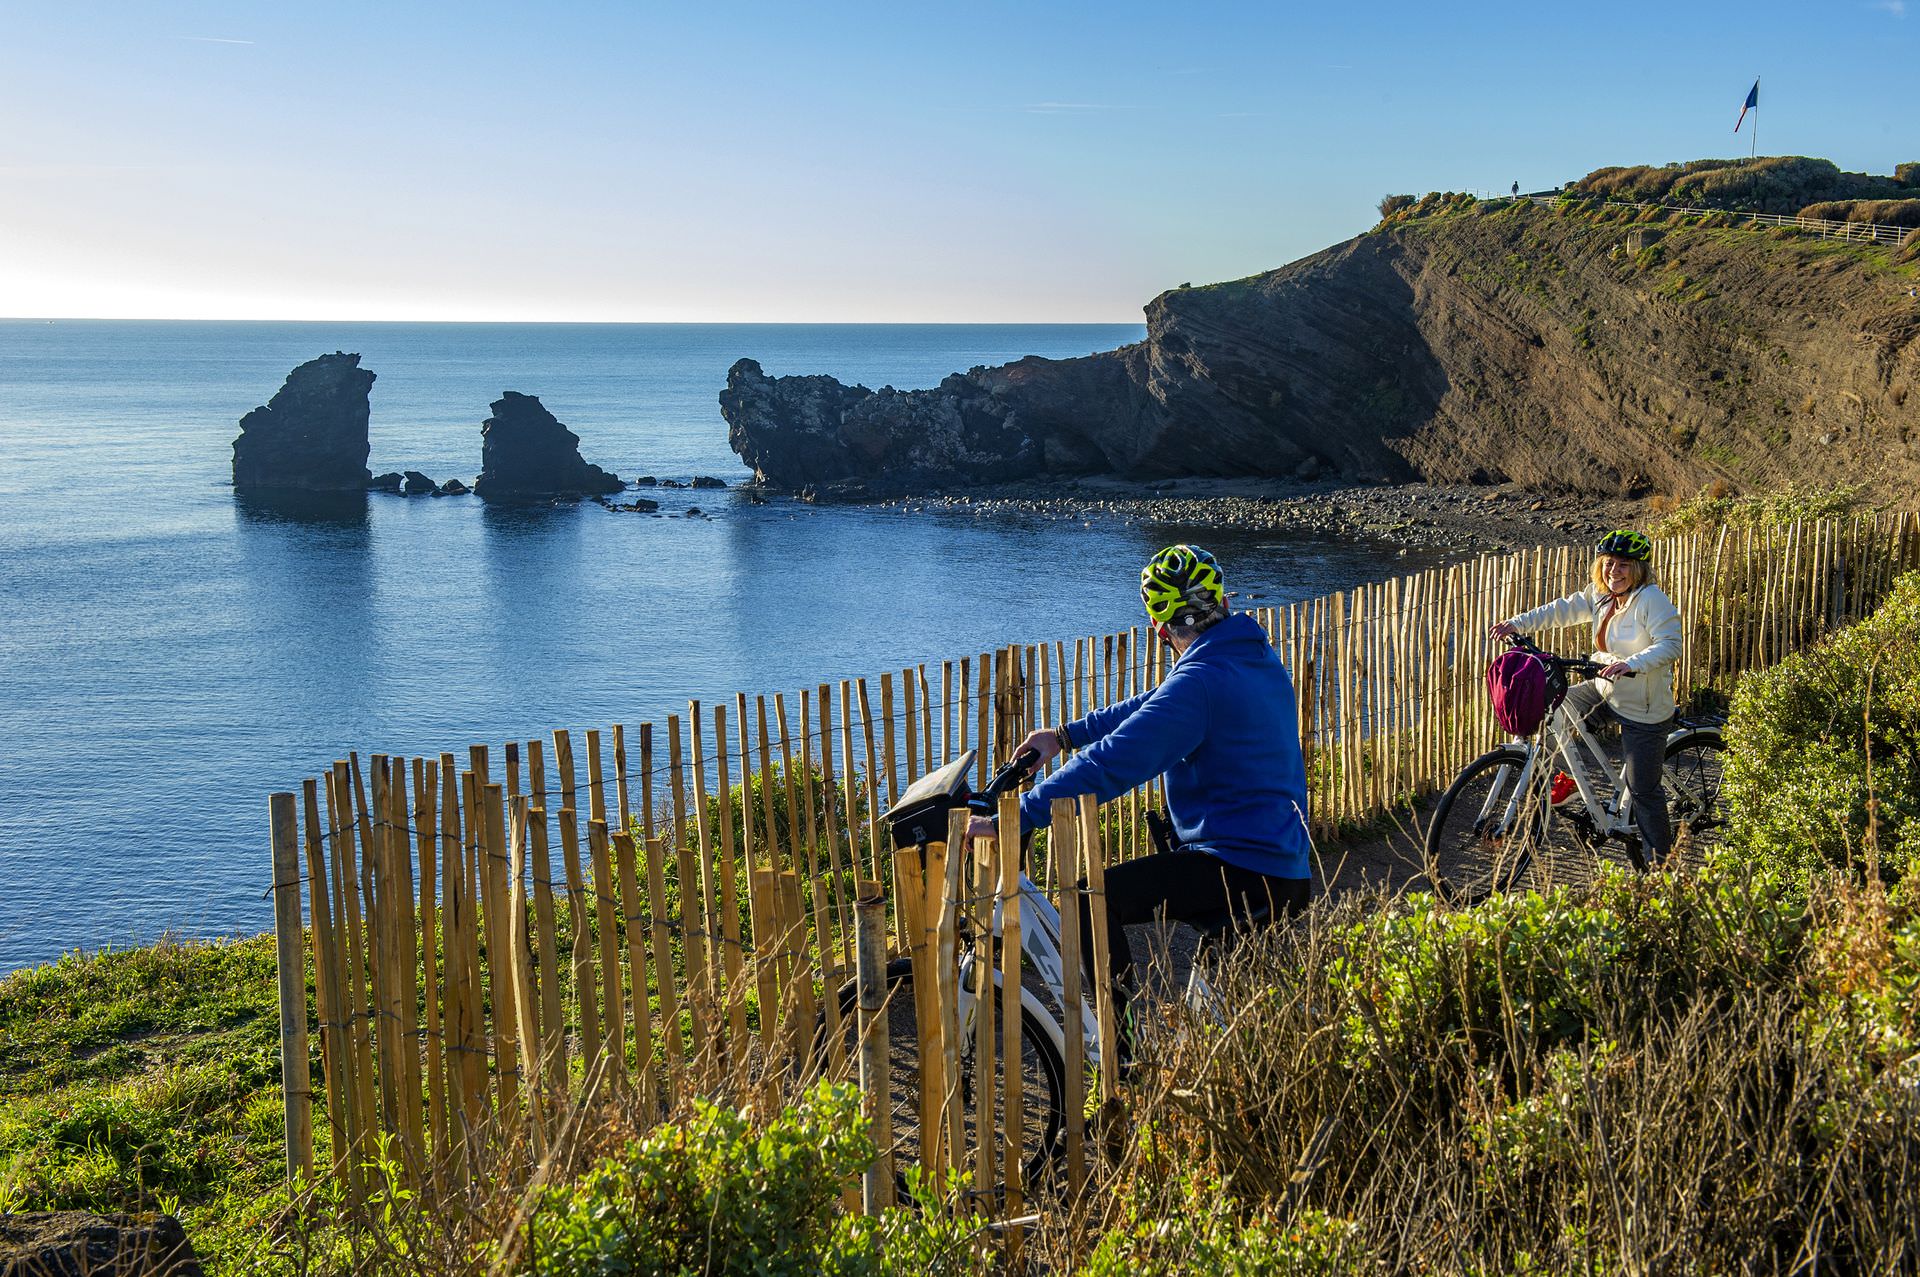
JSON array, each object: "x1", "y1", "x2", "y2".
[
  {"x1": 473, "y1": 392, "x2": 623, "y2": 502},
  {"x1": 231, "y1": 352, "x2": 375, "y2": 490}
]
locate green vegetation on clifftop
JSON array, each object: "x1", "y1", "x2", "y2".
[{"x1": 0, "y1": 936, "x2": 291, "y2": 1268}]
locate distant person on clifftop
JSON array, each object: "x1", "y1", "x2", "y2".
[
  {"x1": 1512, "y1": 180, "x2": 1520, "y2": 197},
  {"x1": 971, "y1": 545, "x2": 1313, "y2": 1044},
  {"x1": 1491, "y1": 530, "x2": 1683, "y2": 862}
]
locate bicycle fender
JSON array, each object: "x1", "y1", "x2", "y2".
[
  {"x1": 1665, "y1": 724, "x2": 1722, "y2": 750},
  {"x1": 960, "y1": 957, "x2": 1070, "y2": 1065}
]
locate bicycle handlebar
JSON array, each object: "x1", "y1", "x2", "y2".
[
  {"x1": 983, "y1": 748, "x2": 1044, "y2": 798},
  {"x1": 1503, "y1": 631, "x2": 1635, "y2": 679}
]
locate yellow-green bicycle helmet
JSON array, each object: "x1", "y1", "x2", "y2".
[
  {"x1": 1140, "y1": 544, "x2": 1226, "y2": 627},
  {"x1": 1595, "y1": 529, "x2": 1653, "y2": 562}
]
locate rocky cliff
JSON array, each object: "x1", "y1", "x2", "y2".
[
  {"x1": 231, "y1": 352, "x2": 374, "y2": 490},
  {"x1": 722, "y1": 203, "x2": 1920, "y2": 502},
  {"x1": 474, "y1": 392, "x2": 623, "y2": 502}
]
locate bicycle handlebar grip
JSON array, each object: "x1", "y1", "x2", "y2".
[{"x1": 982, "y1": 747, "x2": 1042, "y2": 798}]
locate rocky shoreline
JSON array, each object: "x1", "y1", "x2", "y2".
[{"x1": 772, "y1": 476, "x2": 1648, "y2": 554}]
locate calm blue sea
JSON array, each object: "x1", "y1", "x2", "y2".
[{"x1": 0, "y1": 320, "x2": 1439, "y2": 973}]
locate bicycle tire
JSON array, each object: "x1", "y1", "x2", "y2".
[
  {"x1": 1426, "y1": 745, "x2": 1551, "y2": 905},
  {"x1": 1663, "y1": 730, "x2": 1728, "y2": 866},
  {"x1": 831, "y1": 958, "x2": 1066, "y2": 1196}
]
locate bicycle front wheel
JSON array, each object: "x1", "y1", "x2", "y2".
[
  {"x1": 1663, "y1": 730, "x2": 1727, "y2": 866},
  {"x1": 833, "y1": 959, "x2": 1066, "y2": 1197},
  {"x1": 1426, "y1": 746, "x2": 1550, "y2": 905}
]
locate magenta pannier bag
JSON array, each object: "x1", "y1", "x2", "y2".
[{"x1": 1486, "y1": 648, "x2": 1559, "y2": 735}]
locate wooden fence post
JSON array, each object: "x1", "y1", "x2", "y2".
[
  {"x1": 1080, "y1": 794, "x2": 1120, "y2": 1106},
  {"x1": 854, "y1": 885, "x2": 895, "y2": 1213},
  {"x1": 300, "y1": 780, "x2": 348, "y2": 1185},
  {"x1": 508, "y1": 797, "x2": 546, "y2": 1155},
  {"x1": 938, "y1": 807, "x2": 968, "y2": 1173},
  {"x1": 712, "y1": 704, "x2": 751, "y2": 1049},
  {"x1": 270, "y1": 791, "x2": 314, "y2": 1184},
  {"x1": 1053, "y1": 797, "x2": 1087, "y2": 1197},
  {"x1": 996, "y1": 790, "x2": 1025, "y2": 1231},
  {"x1": 971, "y1": 816, "x2": 997, "y2": 1202}
]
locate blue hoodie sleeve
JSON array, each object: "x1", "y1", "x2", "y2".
[
  {"x1": 1063, "y1": 688, "x2": 1151, "y2": 749},
  {"x1": 1020, "y1": 675, "x2": 1208, "y2": 831}
]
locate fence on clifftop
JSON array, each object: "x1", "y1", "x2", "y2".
[{"x1": 266, "y1": 513, "x2": 1920, "y2": 1211}]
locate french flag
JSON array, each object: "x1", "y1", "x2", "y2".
[{"x1": 1735, "y1": 80, "x2": 1758, "y2": 133}]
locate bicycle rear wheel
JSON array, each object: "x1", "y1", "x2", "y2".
[
  {"x1": 832, "y1": 959, "x2": 1066, "y2": 1198},
  {"x1": 1426, "y1": 746, "x2": 1551, "y2": 905},
  {"x1": 1663, "y1": 730, "x2": 1727, "y2": 867}
]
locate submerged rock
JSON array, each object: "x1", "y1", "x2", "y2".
[
  {"x1": 690, "y1": 475, "x2": 728, "y2": 488},
  {"x1": 231, "y1": 352, "x2": 374, "y2": 491},
  {"x1": 368, "y1": 471, "x2": 403, "y2": 492},
  {"x1": 473, "y1": 392, "x2": 623, "y2": 502}
]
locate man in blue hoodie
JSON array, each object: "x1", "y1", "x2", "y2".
[{"x1": 976, "y1": 544, "x2": 1313, "y2": 998}]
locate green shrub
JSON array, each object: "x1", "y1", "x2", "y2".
[
  {"x1": 1797, "y1": 198, "x2": 1920, "y2": 228},
  {"x1": 1117, "y1": 861, "x2": 1920, "y2": 1274},
  {"x1": 1724, "y1": 571, "x2": 1920, "y2": 883},
  {"x1": 1572, "y1": 157, "x2": 1920, "y2": 215},
  {"x1": 1376, "y1": 194, "x2": 1414, "y2": 221},
  {"x1": 521, "y1": 1081, "x2": 981, "y2": 1277},
  {"x1": 1081, "y1": 1171, "x2": 1364, "y2": 1276},
  {"x1": 1649, "y1": 481, "x2": 1867, "y2": 536}
]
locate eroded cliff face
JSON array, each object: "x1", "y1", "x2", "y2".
[{"x1": 722, "y1": 204, "x2": 1920, "y2": 501}]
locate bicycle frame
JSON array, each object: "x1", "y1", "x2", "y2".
[
  {"x1": 1486, "y1": 697, "x2": 1714, "y2": 848},
  {"x1": 950, "y1": 870, "x2": 1102, "y2": 1070},
  {"x1": 1479, "y1": 695, "x2": 1634, "y2": 842},
  {"x1": 1543, "y1": 696, "x2": 1638, "y2": 839}
]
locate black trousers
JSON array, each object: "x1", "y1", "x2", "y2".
[{"x1": 1076, "y1": 848, "x2": 1311, "y2": 990}]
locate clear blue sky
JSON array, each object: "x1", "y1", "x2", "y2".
[{"x1": 2, "y1": 0, "x2": 1912, "y2": 322}]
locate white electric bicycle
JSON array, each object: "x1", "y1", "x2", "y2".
[
  {"x1": 1425, "y1": 633, "x2": 1727, "y2": 904},
  {"x1": 829, "y1": 747, "x2": 1090, "y2": 1191}
]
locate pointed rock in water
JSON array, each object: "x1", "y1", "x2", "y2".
[
  {"x1": 402, "y1": 470, "x2": 436, "y2": 495},
  {"x1": 437, "y1": 478, "x2": 470, "y2": 496},
  {"x1": 690, "y1": 474, "x2": 728, "y2": 488},
  {"x1": 368, "y1": 471, "x2": 403, "y2": 492},
  {"x1": 473, "y1": 391, "x2": 623, "y2": 502},
  {"x1": 231, "y1": 352, "x2": 375, "y2": 491}
]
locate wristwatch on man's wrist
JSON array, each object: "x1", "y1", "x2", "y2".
[{"x1": 1053, "y1": 725, "x2": 1073, "y2": 754}]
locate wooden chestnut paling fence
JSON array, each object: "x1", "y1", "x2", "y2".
[{"x1": 267, "y1": 513, "x2": 1920, "y2": 1210}]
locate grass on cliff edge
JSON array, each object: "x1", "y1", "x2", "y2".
[{"x1": 0, "y1": 934, "x2": 292, "y2": 1269}]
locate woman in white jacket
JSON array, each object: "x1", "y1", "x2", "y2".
[{"x1": 1491, "y1": 529, "x2": 1684, "y2": 861}]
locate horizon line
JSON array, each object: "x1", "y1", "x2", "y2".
[{"x1": 0, "y1": 314, "x2": 1150, "y2": 327}]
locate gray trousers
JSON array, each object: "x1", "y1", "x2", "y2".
[{"x1": 1561, "y1": 682, "x2": 1672, "y2": 860}]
